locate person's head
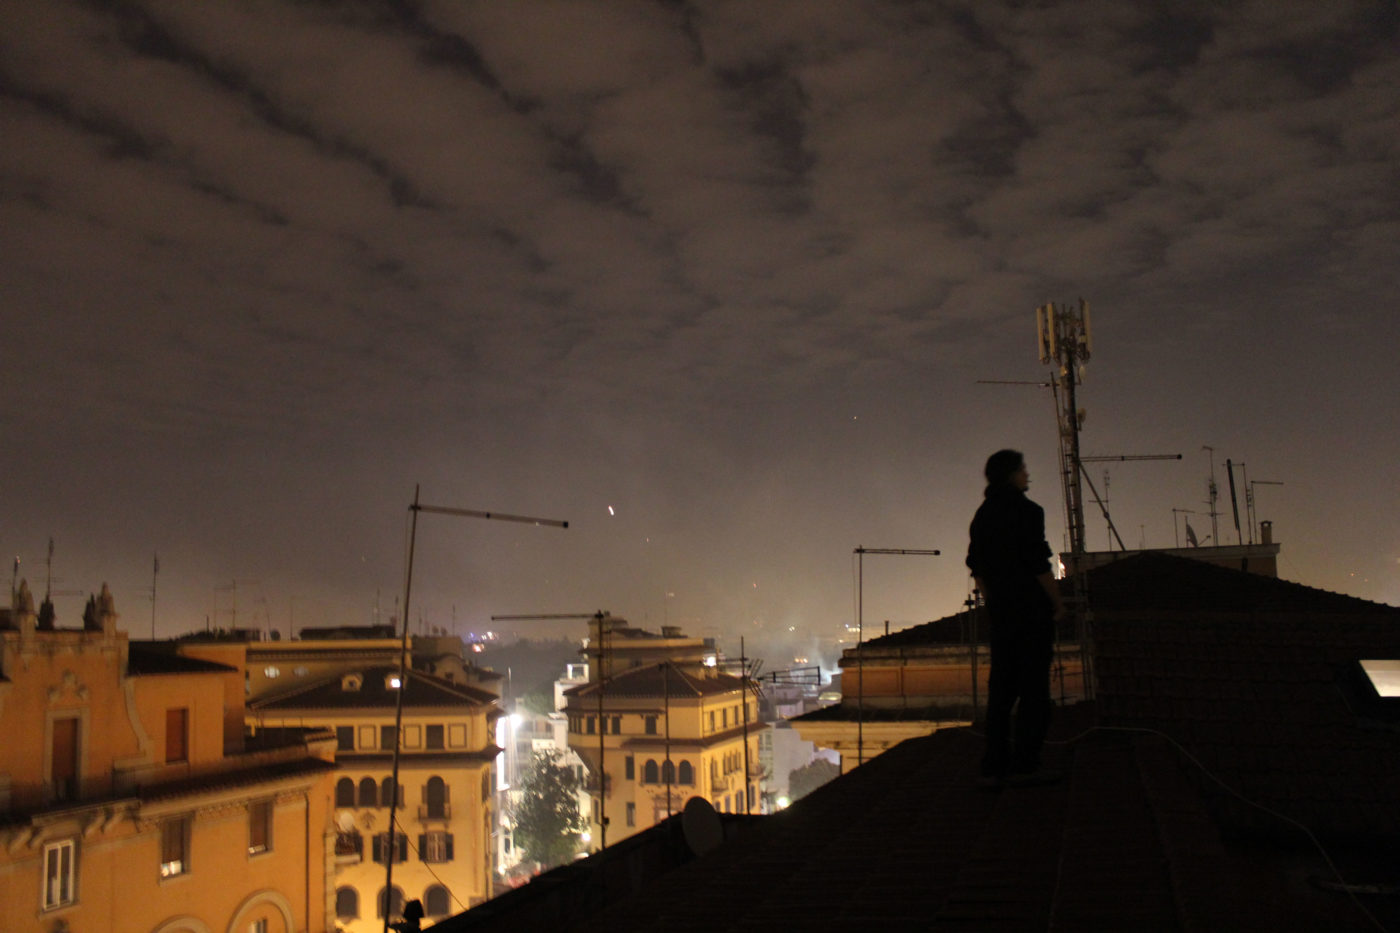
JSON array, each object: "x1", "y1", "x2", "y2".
[{"x1": 984, "y1": 449, "x2": 1029, "y2": 491}]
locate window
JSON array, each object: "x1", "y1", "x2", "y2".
[
  {"x1": 420, "y1": 830, "x2": 453, "y2": 862},
  {"x1": 248, "y1": 800, "x2": 272, "y2": 855},
  {"x1": 643, "y1": 760, "x2": 658, "y2": 784},
  {"x1": 610, "y1": 715, "x2": 621, "y2": 734},
  {"x1": 358, "y1": 777, "x2": 377, "y2": 808},
  {"x1": 586, "y1": 716, "x2": 595, "y2": 734},
  {"x1": 43, "y1": 839, "x2": 77, "y2": 910},
  {"x1": 335, "y1": 726, "x2": 355, "y2": 751},
  {"x1": 423, "y1": 776, "x2": 448, "y2": 818},
  {"x1": 380, "y1": 725, "x2": 398, "y2": 750},
  {"x1": 335, "y1": 778, "x2": 355, "y2": 807},
  {"x1": 722, "y1": 708, "x2": 728, "y2": 728},
  {"x1": 372, "y1": 832, "x2": 408, "y2": 864},
  {"x1": 381, "y1": 777, "x2": 401, "y2": 808},
  {"x1": 425, "y1": 724, "x2": 444, "y2": 749},
  {"x1": 708, "y1": 711, "x2": 715, "y2": 732},
  {"x1": 159, "y1": 817, "x2": 189, "y2": 878},
  {"x1": 625, "y1": 756, "x2": 634, "y2": 780},
  {"x1": 424, "y1": 884, "x2": 451, "y2": 917},
  {"x1": 378, "y1": 885, "x2": 405, "y2": 919},
  {"x1": 661, "y1": 760, "x2": 675, "y2": 785},
  {"x1": 263, "y1": 666, "x2": 280, "y2": 678},
  {"x1": 644, "y1": 716, "x2": 657, "y2": 735},
  {"x1": 50, "y1": 716, "x2": 80, "y2": 801},
  {"x1": 626, "y1": 802, "x2": 635, "y2": 827},
  {"x1": 679, "y1": 761, "x2": 694, "y2": 785},
  {"x1": 165, "y1": 708, "x2": 188, "y2": 764},
  {"x1": 335, "y1": 887, "x2": 359, "y2": 919}
]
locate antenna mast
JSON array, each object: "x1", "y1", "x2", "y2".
[{"x1": 1037, "y1": 300, "x2": 1092, "y2": 565}]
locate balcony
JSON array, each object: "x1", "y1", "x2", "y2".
[{"x1": 334, "y1": 831, "x2": 363, "y2": 864}]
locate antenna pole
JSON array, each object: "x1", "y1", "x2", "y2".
[{"x1": 1038, "y1": 301, "x2": 1092, "y2": 568}]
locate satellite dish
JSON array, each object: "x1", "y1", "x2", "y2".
[
  {"x1": 681, "y1": 796, "x2": 723, "y2": 857},
  {"x1": 336, "y1": 811, "x2": 355, "y2": 833}
]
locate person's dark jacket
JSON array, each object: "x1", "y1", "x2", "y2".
[{"x1": 966, "y1": 484, "x2": 1053, "y2": 606}]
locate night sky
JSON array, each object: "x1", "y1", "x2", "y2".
[{"x1": 3, "y1": 1, "x2": 1398, "y2": 670}]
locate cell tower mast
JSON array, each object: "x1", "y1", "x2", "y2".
[{"x1": 1036, "y1": 300, "x2": 1093, "y2": 565}]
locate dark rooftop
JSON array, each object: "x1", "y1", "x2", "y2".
[
  {"x1": 566, "y1": 663, "x2": 747, "y2": 700},
  {"x1": 249, "y1": 665, "x2": 498, "y2": 710}
]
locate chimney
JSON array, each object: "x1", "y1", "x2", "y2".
[{"x1": 1260, "y1": 520, "x2": 1273, "y2": 545}]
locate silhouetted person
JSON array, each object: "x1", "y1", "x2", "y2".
[
  {"x1": 967, "y1": 449, "x2": 1066, "y2": 785},
  {"x1": 389, "y1": 899, "x2": 424, "y2": 933}
]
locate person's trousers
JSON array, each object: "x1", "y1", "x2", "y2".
[{"x1": 981, "y1": 601, "x2": 1054, "y2": 776}]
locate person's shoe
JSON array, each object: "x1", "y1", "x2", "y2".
[{"x1": 1005, "y1": 767, "x2": 1063, "y2": 787}]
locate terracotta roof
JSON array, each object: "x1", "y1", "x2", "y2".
[
  {"x1": 565, "y1": 663, "x2": 747, "y2": 700},
  {"x1": 249, "y1": 665, "x2": 498, "y2": 710}
]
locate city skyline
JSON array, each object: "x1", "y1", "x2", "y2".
[{"x1": 3, "y1": 0, "x2": 1398, "y2": 669}]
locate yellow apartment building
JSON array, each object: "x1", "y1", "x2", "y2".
[
  {"x1": 248, "y1": 665, "x2": 500, "y2": 931},
  {"x1": 0, "y1": 581, "x2": 338, "y2": 933},
  {"x1": 563, "y1": 662, "x2": 763, "y2": 846}
]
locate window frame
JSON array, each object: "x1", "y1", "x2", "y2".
[
  {"x1": 42, "y1": 838, "x2": 78, "y2": 911},
  {"x1": 248, "y1": 799, "x2": 273, "y2": 856},
  {"x1": 159, "y1": 816, "x2": 191, "y2": 879}
]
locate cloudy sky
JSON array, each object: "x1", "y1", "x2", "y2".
[{"x1": 2, "y1": 0, "x2": 1397, "y2": 669}]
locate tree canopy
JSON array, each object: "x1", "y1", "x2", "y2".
[{"x1": 511, "y1": 750, "x2": 585, "y2": 869}]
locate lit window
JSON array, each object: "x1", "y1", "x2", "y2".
[
  {"x1": 293, "y1": 666, "x2": 308, "y2": 677},
  {"x1": 248, "y1": 800, "x2": 272, "y2": 855},
  {"x1": 264, "y1": 666, "x2": 280, "y2": 678},
  {"x1": 43, "y1": 839, "x2": 77, "y2": 910},
  {"x1": 160, "y1": 817, "x2": 189, "y2": 878}
]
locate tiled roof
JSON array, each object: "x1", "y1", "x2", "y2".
[
  {"x1": 249, "y1": 665, "x2": 498, "y2": 710},
  {"x1": 446, "y1": 709, "x2": 1380, "y2": 932},
  {"x1": 1085, "y1": 554, "x2": 1400, "y2": 838},
  {"x1": 565, "y1": 663, "x2": 747, "y2": 700}
]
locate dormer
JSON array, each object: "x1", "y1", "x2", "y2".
[{"x1": 341, "y1": 672, "x2": 363, "y2": 692}]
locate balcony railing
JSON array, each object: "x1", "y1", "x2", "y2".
[{"x1": 334, "y1": 832, "x2": 363, "y2": 864}]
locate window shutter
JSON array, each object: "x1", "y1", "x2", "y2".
[
  {"x1": 445, "y1": 834, "x2": 454, "y2": 861},
  {"x1": 418, "y1": 834, "x2": 427, "y2": 861},
  {"x1": 398, "y1": 832, "x2": 408, "y2": 862},
  {"x1": 372, "y1": 834, "x2": 383, "y2": 863}
]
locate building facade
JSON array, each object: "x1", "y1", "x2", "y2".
[
  {"x1": 563, "y1": 662, "x2": 763, "y2": 847},
  {"x1": 248, "y1": 665, "x2": 500, "y2": 930},
  {"x1": 0, "y1": 581, "x2": 337, "y2": 933}
]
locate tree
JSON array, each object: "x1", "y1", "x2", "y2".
[
  {"x1": 511, "y1": 751, "x2": 584, "y2": 869},
  {"x1": 788, "y1": 757, "x2": 840, "y2": 802}
]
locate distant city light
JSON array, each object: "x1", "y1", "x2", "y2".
[
  {"x1": 607, "y1": 505, "x2": 615, "y2": 515},
  {"x1": 388, "y1": 676, "x2": 401, "y2": 688},
  {"x1": 776, "y1": 796, "x2": 791, "y2": 809}
]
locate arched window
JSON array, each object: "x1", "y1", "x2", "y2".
[
  {"x1": 643, "y1": 760, "x2": 658, "y2": 784},
  {"x1": 335, "y1": 886, "x2": 359, "y2": 919},
  {"x1": 381, "y1": 777, "x2": 400, "y2": 808},
  {"x1": 377, "y1": 885, "x2": 405, "y2": 919},
  {"x1": 358, "y1": 777, "x2": 377, "y2": 807},
  {"x1": 661, "y1": 760, "x2": 675, "y2": 785},
  {"x1": 335, "y1": 778, "x2": 355, "y2": 808},
  {"x1": 424, "y1": 776, "x2": 448, "y2": 818},
  {"x1": 424, "y1": 884, "x2": 451, "y2": 917},
  {"x1": 678, "y1": 761, "x2": 694, "y2": 785}
]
